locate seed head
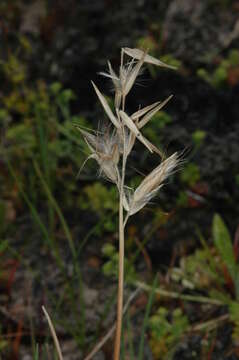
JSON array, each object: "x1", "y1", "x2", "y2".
[
  {"x1": 78, "y1": 128, "x2": 120, "y2": 184},
  {"x1": 124, "y1": 152, "x2": 180, "y2": 215}
]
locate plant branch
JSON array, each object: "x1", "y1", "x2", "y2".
[
  {"x1": 42, "y1": 306, "x2": 63, "y2": 360},
  {"x1": 135, "y1": 281, "x2": 224, "y2": 305}
]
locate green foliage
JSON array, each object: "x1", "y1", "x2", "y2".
[
  {"x1": 172, "y1": 247, "x2": 222, "y2": 291},
  {"x1": 136, "y1": 35, "x2": 181, "y2": 79},
  {"x1": 144, "y1": 111, "x2": 172, "y2": 144},
  {"x1": 0, "y1": 39, "x2": 87, "y2": 213},
  {"x1": 235, "y1": 174, "x2": 239, "y2": 187},
  {"x1": 180, "y1": 163, "x2": 200, "y2": 187},
  {"x1": 81, "y1": 183, "x2": 117, "y2": 232},
  {"x1": 172, "y1": 215, "x2": 239, "y2": 298},
  {"x1": 168, "y1": 214, "x2": 239, "y2": 349},
  {"x1": 136, "y1": 35, "x2": 158, "y2": 55},
  {"x1": 159, "y1": 54, "x2": 182, "y2": 69},
  {"x1": 138, "y1": 275, "x2": 158, "y2": 360},
  {"x1": 33, "y1": 344, "x2": 39, "y2": 360},
  {"x1": 209, "y1": 0, "x2": 233, "y2": 8},
  {"x1": 82, "y1": 183, "x2": 117, "y2": 213},
  {"x1": 197, "y1": 49, "x2": 239, "y2": 88},
  {"x1": 229, "y1": 302, "x2": 239, "y2": 343},
  {"x1": 101, "y1": 243, "x2": 115, "y2": 257},
  {"x1": 0, "y1": 37, "x2": 92, "y2": 350},
  {"x1": 212, "y1": 66, "x2": 228, "y2": 87},
  {"x1": 192, "y1": 130, "x2": 206, "y2": 147},
  {"x1": 1, "y1": 54, "x2": 26, "y2": 85},
  {"x1": 149, "y1": 307, "x2": 189, "y2": 359},
  {"x1": 0, "y1": 325, "x2": 8, "y2": 352},
  {"x1": 0, "y1": 201, "x2": 6, "y2": 237},
  {"x1": 102, "y1": 243, "x2": 137, "y2": 283},
  {"x1": 176, "y1": 191, "x2": 188, "y2": 207},
  {"x1": 212, "y1": 214, "x2": 238, "y2": 294},
  {"x1": 228, "y1": 49, "x2": 239, "y2": 67}
]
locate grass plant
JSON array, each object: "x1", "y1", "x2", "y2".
[{"x1": 78, "y1": 47, "x2": 179, "y2": 359}]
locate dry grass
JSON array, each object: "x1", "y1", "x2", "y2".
[{"x1": 78, "y1": 47, "x2": 178, "y2": 359}]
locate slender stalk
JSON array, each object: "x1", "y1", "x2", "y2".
[
  {"x1": 42, "y1": 306, "x2": 63, "y2": 360},
  {"x1": 81, "y1": 47, "x2": 176, "y2": 359},
  {"x1": 84, "y1": 289, "x2": 140, "y2": 360},
  {"x1": 114, "y1": 150, "x2": 127, "y2": 359},
  {"x1": 114, "y1": 96, "x2": 127, "y2": 360}
]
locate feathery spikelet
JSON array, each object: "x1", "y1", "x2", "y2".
[
  {"x1": 91, "y1": 82, "x2": 120, "y2": 129},
  {"x1": 77, "y1": 128, "x2": 120, "y2": 184},
  {"x1": 78, "y1": 47, "x2": 177, "y2": 186},
  {"x1": 137, "y1": 95, "x2": 173, "y2": 129},
  {"x1": 123, "y1": 47, "x2": 177, "y2": 70},
  {"x1": 124, "y1": 153, "x2": 180, "y2": 215},
  {"x1": 99, "y1": 51, "x2": 146, "y2": 105},
  {"x1": 119, "y1": 110, "x2": 153, "y2": 153}
]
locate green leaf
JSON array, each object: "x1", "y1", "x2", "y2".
[
  {"x1": 0, "y1": 240, "x2": 8, "y2": 253},
  {"x1": 138, "y1": 275, "x2": 158, "y2": 360},
  {"x1": 212, "y1": 214, "x2": 236, "y2": 281}
]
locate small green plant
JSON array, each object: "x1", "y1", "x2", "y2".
[
  {"x1": 149, "y1": 307, "x2": 189, "y2": 359},
  {"x1": 180, "y1": 163, "x2": 200, "y2": 187},
  {"x1": 0, "y1": 38, "x2": 87, "y2": 215},
  {"x1": 176, "y1": 191, "x2": 189, "y2": 207},
  {"x1": 102, "y1": 243, "x2": 137, "y2": 283},
  {"x1": 170, "y1": 214, "x2": 239, "y2": 346},
  {"x1": 192, "y1": 130, "x2": 206, "y2": 148},
  {"x1": 197, "y1": 49, "x2": 239, "y2": 88},
  {"x1": 235, "y1": 174, "x2": 239, "y2": 187},
  {"x1": 81, "y1": 183, "x2": 118, "y2": 232},
  {"x1": 144, "y1": 111, "x2": 172, "y2": 144},
  {"x1": 0, "y1": 324, "x2": 8, "y2": 353}
]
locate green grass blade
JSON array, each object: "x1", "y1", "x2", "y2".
[
  {"x1": 138, "y1": 274, "x2": 158, "y2": 360},
  {"x1": 35, "y1": 105, "x2": 55, "y2": 237},
  {"x1": 33, "y1": 160, "x2": 75, "y2": 256},
  {"x1": 33, "y1": 160, "x2": 86, "y2": 346},
  {"x1": 7, "y1": 162, "x2": 64, "y2": 270},
  {"x1": 213, "y1": 214, "x2": 237, "y2": 282},
  {"x1": 8, "y1": 163, "x2": 50, "y2": 247},
  {"x1": 33, "y1": 344, "x2": 39, "y2": 360},
  {"x1": 126, "y1": 310, "x2": 135, "y2": 360},
  {"x1": 196, "y1": 227, "x2": 224, "y2": 287},
  {"x1": 121, "y1": 317, "x2": 125, "y2": 360},
  {"x1": 0, "y1": 239, "x2": 8, "y2": 253}
]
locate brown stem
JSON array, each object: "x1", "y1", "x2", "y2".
[{"x1": 113, "y1": 191, "x2": 124, "y2": 360}]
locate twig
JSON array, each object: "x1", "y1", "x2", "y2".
[
  {"x1": 190, "y1": 314, "x2": 229, "y2": 332},
  {"x1": 135, "y1": 281, "x2": 223, "y2": 306},
  {"x1": 84, "y1": 288, "x2": 141, "y2": 360},
  {"x1": 42, "y1": 306, "x2": 64, "y2": 360}
]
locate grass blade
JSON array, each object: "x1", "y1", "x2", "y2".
[
  {"x1": 213, "y1": 214, "x2": 237, "y2": 281},
  {"x1": 126, "y1": 310, "x2": 135, "y2": 360},
  {"x1": 33, "y1": 161, "x2": 75, "y2": 256},
  {"x1": 33, "y1": 344, "x2": 39, "y2": 360},
  {"x1": 33, "y1": 160, "x2": 86, "y2": 346},
  {"x1": 138, "y1": 274, "x2": 158, "y2": 360}
]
